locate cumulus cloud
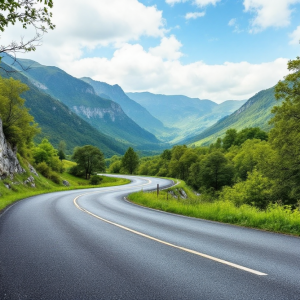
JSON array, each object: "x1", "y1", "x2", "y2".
[
  {"x1": 166, "y1": 0, "x2": 221, "y2": 7},
  {"x1": 0, "y1": 0, "x2": 165, "y2": 65},
  {"x1": 289, "y1": 25, "x2": 300, "y2": 44},
  {"x1": 60, "y1": 42, "x2": 288, "y2": 103},
  {"x1": 185, "y1": 12, "x2": 206, "y2": 19},
  {"x1": 149, "y1": 35, "x2": 183, "y2": 60},
  {"x1": 243, "y1": 0, "x2": 300, "y2": 32}
]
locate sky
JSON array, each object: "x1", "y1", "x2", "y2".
[{"x1": 2, "y1": 0, "x2": 300, "y2": 103}]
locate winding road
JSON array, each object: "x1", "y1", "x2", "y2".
[{"x1": 1, "y1": 175, "x2": 300, "y2": 299}]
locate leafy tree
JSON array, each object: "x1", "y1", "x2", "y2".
[
  {"x1": 268, "y1": 56, "x2": 300, "y2": 203},
  {"x1": 198, "y1": 151, "x2": 234, "y2": 192},
  {"x1": 231, "y1": 139, "x2": 275, "y2": 181},
  {"x1": 0, "y1": 76, "x2": 39, "y2": 152},
  {"x1": 58, "y1": 149, "x2": 66, "y2": 161},
  {"x1": 234, "y1": 127, "x2": 268, "y2": 146},
  {"x1": 222, "y1": 129, "x2": 237, "y2": 150},
  {"x1": 0, "y1": 0, "x2": 55, "y2": 63},
  {"x1": 108, "y1": 160, "x2": 122, "y2": 174},
  {"x1": 121, "y1": 147, "x2": 139, "y2": 174},
  {"x1": 219, "y1": 169, "x2": 274, "y2": 209},
  {"x1": 72, "y1": 145, "x2": 105, "y2": 179},
  {"x1": 160, "y1": 149, "x2": 172, "y2": 160},
  {"x1": 33, "y1": 138, "x2": 63, "y2": 172},
  {"x1": 58, "y1": 140, "x2": 66, "y2": 161}
]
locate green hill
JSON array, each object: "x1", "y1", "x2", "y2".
[
  {"x1": 1, "y1": 56, "x2": 161, "y2": 148},
  {"x1": 184, "y1": 87, "x2": 279, "y2": 146},
  {"x1": 127, "y1": 92, "x2": 246, "y2": 143},
  {"x1": 0, "y1": 61, "x2": 127, "y2": 157}
]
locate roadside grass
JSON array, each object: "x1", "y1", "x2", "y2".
[
  {"x1": 128, "y1": 181, "x2": 300, "y2": 236},
  {"x1": 0, "y1": 159, "x2": 130, "y2": 211}
]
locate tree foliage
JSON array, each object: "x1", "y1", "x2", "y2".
[
  {"x1": 0, "y1": 0, "x2": 55, "y2": 60},
  {"x1": 121, "y1": 147, "x2": 139, "y2": 175},
  {"x1": 269, "y1": 56, "x2": 300, "y2": 203},
  {"x1": 72, "y1": 145, "x2": 105, "y2": 179},
  {"x1": 0, "y1": 76, "x2": 39, "y2": 152},
  {"x1": 33, "y1": 138, "x2": 63, "y2": 173}
]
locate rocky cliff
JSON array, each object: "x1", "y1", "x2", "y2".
[{"x1": 0, "y1": 118, "x2": 25, "y2": 179}]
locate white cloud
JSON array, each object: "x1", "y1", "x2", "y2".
[
  {"x1": 228, "y1": 18, "x2": 237, "y2": 26},
  {"x1": 243, "y1": 0, "x2": 300, "y2": 32},
  {"x1": 166, "y1": 0, "x2": 221, "y2": 7},
  {"x1": 0, "y1": 0, "x2": 166, "y2": 65},
  {"x1": 185, "y1": 12, "x2": 206, "y2": 19},
  {"x1": 149, "y1": 35, "x2": 183, "y2": 60},
  {"x1": 289, "y1": 25, "x2": 300, "y2": 44},
  {"x1": 60, "y1": 42, "x2": 288, "y2": 103},
  {"x1": 228, "y1": 18, "x2": 243, "y2": 33}
]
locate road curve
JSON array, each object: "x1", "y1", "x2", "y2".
[{"x1": 0, "y1": 175, "x2": 300, "y2": 299}]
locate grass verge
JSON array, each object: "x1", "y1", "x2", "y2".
[
  {"x1": 0, "y1": 160, "x2": 130, "y2": 211},
  {"x1": 128, "y1": 180, "x2": 300, "y2": 236}
]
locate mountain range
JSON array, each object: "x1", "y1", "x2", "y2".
[
  {"x1": 0, "y1": 54, "x2": 280, "y2": 156},
  {"x1": 184, "y1": 87, "x2": 279, "y2": 146},
  {"x1": 127, "y1": 92, "x2": 246, "y2": 143}
]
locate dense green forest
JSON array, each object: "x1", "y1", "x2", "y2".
[{"x1": 110, "y1": 57, "x2": 300, "y2": 211}]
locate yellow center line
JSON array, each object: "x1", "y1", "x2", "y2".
[{"x1": 73, "y1": 178, "x2": 267, "y2": 277}]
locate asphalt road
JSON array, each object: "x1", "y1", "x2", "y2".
[{"x1": 1, "y1": 175, "x2": 300, "y2": 299}]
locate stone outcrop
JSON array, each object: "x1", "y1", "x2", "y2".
[{"x1": 0, "y1": 118, "x2": 25, "y2": 179}]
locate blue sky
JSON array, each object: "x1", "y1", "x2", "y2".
[{"x1": 4, "y1": 0, "x2": 300, "y2": 102}]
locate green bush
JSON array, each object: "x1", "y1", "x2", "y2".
[
  {"x1": 89, "y1": 175, "x2": 103, "y2": 185},
  {"x1": 49, "y1": 171, "x2": 61, "y2": 185},
  {"x1": 36, "y1": 162, "x2": 51, "y2": 178},
  {"x1": 69, "y1": 165, "x2": 84, "y2": 177}
]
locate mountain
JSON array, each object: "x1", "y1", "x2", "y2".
[
  {"x1": 0, "y1": 61, "x2": 127, "y2": 157},
  {"x1": 1, "y1": 55, "x2": 160, "y2": 149},
  {"x1": 184, "y1": 87, "x2": 279, "y2": 146},
  {"x1": 80, "y1": 77, "x2": 174, "y2": 141},
  {"x1": 127, "y1": 92, "x2": 246, "y2": 143}
]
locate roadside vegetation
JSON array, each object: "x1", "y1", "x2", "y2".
[
  {"x1": 0, "y1": 157, "x2": 130, "y2": 211},
  {"x1": 128, "y1": 181, "x2": 300, "y2": 236},
  {"x1": 122, "y1": 57, "x2": 300, "y2": 235}
]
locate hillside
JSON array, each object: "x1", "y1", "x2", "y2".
[
  {"x1": 1, "y1": 55, "x2": 161, "y2": 148},
  {"x1": 81, "y1": 77, "x2": 174, "y2": 140},
  {"x1": 127, "y1": 92, "x2": 246, "y2": 143},
  {"x1": 184, "y1": 87, "x2": 279, "y2": 146},
  {"x1": 0, "y1": 61, "x2": 127, "y2": 157}
]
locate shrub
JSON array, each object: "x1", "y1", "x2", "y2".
[
  {"x1": 36, "y1": 162, "x2": 51, "y2": 178},
  {"x1": 69, "y1": 165, "x2": 84, "y2": 177},
  {"x1": 89, "y1": 175, "x2": 103, "y2": 185},
  {"x1": 49, "y1": 171, "x2": 61, "y2": 185}
]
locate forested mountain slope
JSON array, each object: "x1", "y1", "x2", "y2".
[
  {"x1": 0, "y1": 61, "x2": 127, "y2": 157},
  {"x1": 184, "y1": 87, "x2": 279, "y2": 146},
  {"x1": 1, "y1": 55, "x2": 160, "y2": 148},
  {"x1": 127, "y1": 92, "x2": 246, "y2": 143}
]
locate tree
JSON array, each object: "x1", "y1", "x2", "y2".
[
  {"x1": 0, "y1": 76, "x2": 39, "y2": 152},
  {"x1": 222, "y1": 129, "x2": 237, "y2": 150},
  {"x1": 58, "y1": 140, "x2": 66, "y2": 161},
  {"x1": 72, "y1": 145, "x2": 105, "y2": 179},
  {"x1": 121, "y1": 147, "x2": 139, "y2": 175},
  {"x1": 0, "y1": 0, "x2": 55, "y2": 64},
  {"x1": 268, "y1": 56, "x2": 300, "y2": 203},
  {"x1": 219, "y1": 169, "x2": 274, "y2": 209},
  {"x1": 199, "y1": 151, "x2": 234, "y2": 192},
  {"x1": 33, "y1": 138, "x2": 63, "y2": 172}
]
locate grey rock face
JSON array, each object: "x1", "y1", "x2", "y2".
[
  {"x1": 62, "y1": 180, "x2": 70, "y2": 187},
  {"x1": 28, "y1": 163, "x2": 39, "y2": 177},
  {"x1": 24, "y1": 176, "x2": 35, "y2": 187},
  {"x1": 0, "y1": 118, "x2": 25, "y2": 179}
]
